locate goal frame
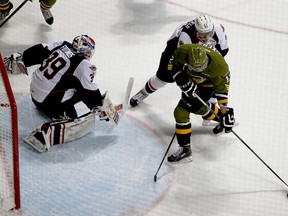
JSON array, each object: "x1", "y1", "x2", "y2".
[{"x1": 0, "y1": 53, "x2": 20, "y2": 210}]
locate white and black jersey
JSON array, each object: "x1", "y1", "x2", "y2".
[
  {"x1": 167, "y1": 19, "x2": 229, "y2": 57},
  {"x1": 23, "y1": 41, "x2": 102, "y2": 119},
  {"x1": 154, "y1": 18, "x2": 229, "y2": 84}
]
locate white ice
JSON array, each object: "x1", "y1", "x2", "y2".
[{"x1": 1, "y1": 0, "x2": 288, "y2": 216}]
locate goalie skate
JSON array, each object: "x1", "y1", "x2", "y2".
[{"x1": 24, "y1": 130, "x2": 50, "y2": 153}]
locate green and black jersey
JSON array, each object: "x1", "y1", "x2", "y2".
[{"x1": 170, "y1": 44, "x2": 230, "y2": 105}]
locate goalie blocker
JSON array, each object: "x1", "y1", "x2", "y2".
[{"x1": 24, "y1": 92, "x2": 122, "y2": 153}]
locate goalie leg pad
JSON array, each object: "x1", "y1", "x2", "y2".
[
  {"x1": 24, "y1": 112, "x2": 96, "y2": 153},
  {"x1": 50, "y1": 112, "x2": 96, "y2": 144}
]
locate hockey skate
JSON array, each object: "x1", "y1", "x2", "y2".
[
  {"x1": 0, "y1": 2, "x2": 13, "y2": 22},
  {"x1": 129, "y1": 89, "x2": 148, "y2": 107},
  {"x1": 40, "y1": 6, "x2": 54, "y2": 25},
  {"x1": 202, "y1": 119, "x2": 218, "y2": 127},
  {"x1": 24, "y1": 130, "x2": 50, "y2": 153},
  {"x1": 167, "y1": 145, "x2": 192, "y2": 163},
  {"x1": 213, "y1": 124, "x2": 224, "y2": 135},
  {"x1": 4, "y1": 52, "x2": 28, "y2": 75}
]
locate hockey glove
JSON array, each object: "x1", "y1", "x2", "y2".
[
  {"x1": 4, "y1": 53, "x2": 28, "y2": 75},
  {"x1": 92, "y1": 91, "x2": 120, "y2": 124},
  {"x1": 99, "y1": 111, "x2": 110, "y2": 121},
  {"x1": 92, "y1": 106, "x2": 109, "y2": 122},
  {"x1": 213, "y1": 108, "x2": 234, "y2": 134},
  {"x1": 173, "y1": 71, "x2": 197, "y2": 98}
]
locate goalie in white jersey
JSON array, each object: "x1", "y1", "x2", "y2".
[{"x1": 4, "y1": 35, "x2": 120, "y2": 152}]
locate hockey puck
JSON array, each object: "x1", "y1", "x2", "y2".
[{"x1": 154, "y1": 175, "x2": 157, "y2": 182}]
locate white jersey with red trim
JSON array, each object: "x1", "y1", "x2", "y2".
[
  {"x1": 167, "y1": 18, "x2": 229, "y2": 56},
  {"x1": 30, "y1": 41, "x2": 99, "y2": 108}
]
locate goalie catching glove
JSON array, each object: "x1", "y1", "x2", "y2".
[{"x1": 4, "y1": 52, "x2": 28, "y2": 75}]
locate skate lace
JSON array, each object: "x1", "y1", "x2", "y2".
[
  {"x1": 41, "y1": 8, "x2": 52, "y2": 20},
  {"x1": 172, "y1": 147, "x2": 184, "y2": 157}
]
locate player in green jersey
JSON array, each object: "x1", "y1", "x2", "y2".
[
  {"x1": 167, "y1": 44, "x2": 235, "y2": 163},
  {"x1": 0, "y1": 0, "x2": 12, "y2": 21}
]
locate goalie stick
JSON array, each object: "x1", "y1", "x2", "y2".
[
  {"x1": 0, "y1": 0, "x2": 32, "y2": 28},
  {"x1": 95, "y1": 78, "x2": 133, "y2": 126},
  {"x1": 123, "y1": 77, "x2": 134, "y2": 111}
]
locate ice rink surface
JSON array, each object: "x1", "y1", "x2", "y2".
[{"x1": 1, "y1": 0, "x2": 288, "y2": 215}]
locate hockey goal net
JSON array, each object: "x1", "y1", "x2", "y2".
[{"x1": 0, "y1": 53, "x2": 20, "y2": 212}]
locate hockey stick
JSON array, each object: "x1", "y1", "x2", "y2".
[
  {"x1": 193, "y1": 92, "x2": 288, "y2": 188},
  {"x1": 0, "y1": 0, "x2": 31, "y2": 28},
  {"x1": 123, "y1": 77, "x2": 134, "y2": 111},
  {"x1": 100, "y1": 78, "x2": 135, "y2": 124},
  {"x1": 154, "y1": 133, "x2": 176, "y2": 182}
]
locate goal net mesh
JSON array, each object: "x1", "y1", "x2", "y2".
[{"x1": 0, "y1": 53, "x2": 20, "y2": 212}]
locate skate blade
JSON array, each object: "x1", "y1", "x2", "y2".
[
  {"x1": 168, "y1": 155, "x2": 193, "y2": 165},
  {"x1": 23, "y1": 134, "x2": 48, "y2": 153},
  {"x1": 202, "y1": 120, "x2": 218, "y2": 127}
]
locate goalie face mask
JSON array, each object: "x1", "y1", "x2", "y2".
[{"x1": 72, "y1": 35, "x2": 96, "y2": 60}]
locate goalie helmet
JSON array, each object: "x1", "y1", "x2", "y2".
[
  {"x1": 72, "y1": 35, "x2": 95, "y2": 60},
  {"x1": 195, "y1": 14, "x2": 214, "y2": 40},
  {"x1": 187, "y1": 45, "x2": 208, "y2": 72}
]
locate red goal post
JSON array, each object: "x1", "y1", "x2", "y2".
[{"x1": 0, "y1": 53, "x2": 20, "y2": 211}]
